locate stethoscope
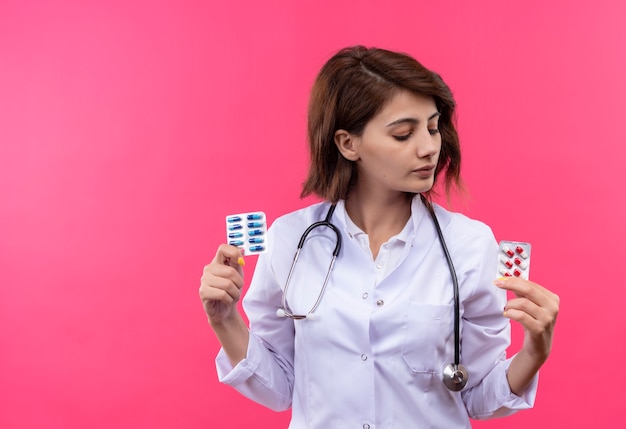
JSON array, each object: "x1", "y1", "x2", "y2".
[{"x1": 275, "y1": 195, "x2": 469, "y2": 392}]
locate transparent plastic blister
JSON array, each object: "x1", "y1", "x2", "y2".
[
  {"x1": 497, "y1": 241, "x2": 531, "y2": 279},
  {"x1": 225, "y1": 211, "x2": 268, "y2": 255}
]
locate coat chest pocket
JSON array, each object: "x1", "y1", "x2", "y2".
[{"x1": 401, "y1": 302, "x2": 454, "y2": 373}]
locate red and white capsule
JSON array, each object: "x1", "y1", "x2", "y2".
[
  {"x1": 513, "y1": 268, "x2": 523, "y2": 277},
  {"x1": 514, "y1": 257, "x2": 528, "y2": 269},
  {"x1": 515, "y1": 245, "x2": 529, "y2": 259},
  {"x1": 501, "y1": 245, "x2": 515, "y2": 258},
  {"x1": 498, "y1": 267, "x2": 511, "y2": 277},
  {"x1": 499, "y1": 256, "x2": 514, "y2": 269}
]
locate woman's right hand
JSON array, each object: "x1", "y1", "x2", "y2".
[{"x1": 199, "y1": 244, "x2": 245, "y2": 326}]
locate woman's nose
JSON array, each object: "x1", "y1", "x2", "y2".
[{"x1": 415, "y1": 128, "x2": 439, "y2": 158}]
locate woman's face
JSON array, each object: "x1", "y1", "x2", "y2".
[{"x1": 347, "y1": 90, "x2": 442, "y2": 199}]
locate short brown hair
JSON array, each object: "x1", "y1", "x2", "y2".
[{"x1": 301, "y1": 46, "x2": 461, "y2": 203}]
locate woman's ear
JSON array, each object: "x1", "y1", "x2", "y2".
[{"x1": 334, "y1": 129, "x2": 360, "y2": 161}]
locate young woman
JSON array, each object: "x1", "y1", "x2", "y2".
[{"x1": 199, "y1": 46, "x2": 559, "y2": 428}]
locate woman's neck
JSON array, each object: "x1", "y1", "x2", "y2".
[{"x1": 344, "y1": 191, "x2": 413, "y2": 259}]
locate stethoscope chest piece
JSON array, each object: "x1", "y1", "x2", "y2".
[{"x1": 442, "y1": 363, "x2": 468, "y2": 391}]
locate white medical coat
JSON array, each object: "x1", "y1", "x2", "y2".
[{"x1": 216, "y1": 196, "x2": 537, "y2": 428}]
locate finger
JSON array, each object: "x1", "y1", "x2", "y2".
[
  {"x1": 502, "y1": 307, "x2": 535, "y2": 325},
  {"x1": 203, "y1": 263, "x2": 244, "y2": 290},
  {"x1": 199, "y1": 271, "x2": 242, "y2": 300},
  {"x1": 497, "y1": 277, "x2": 561, "y2": 319},
  {"x1": 211, "y1": 244, "x2": 245, "y2": 271},
  {"x1": 503, "y1": 295, "x2": 559, "y2": 337},
  {"x1": 504, "y1": 296, "x2": 543, "y2": 321},
  {"x1": 199, "y1": 278, "x2": 241, "y2": 305},
  {"x1": 503, "y1": 305, "x2": 558, "y2": 337},
  {"x1": 493, "y1": 277, "x2": 552, "y2": 305}
]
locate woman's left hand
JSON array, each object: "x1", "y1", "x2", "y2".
[{"x1": 494, "y1": 277, "x2": 560, "y2": 363}]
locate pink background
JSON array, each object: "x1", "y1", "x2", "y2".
[{"x1": 1, "y1": 0, "x2": 624, "y2": 427}]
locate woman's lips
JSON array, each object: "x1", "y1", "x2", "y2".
[{"x1": 412, "y1": 165, "x2": 435, "y2": 178}]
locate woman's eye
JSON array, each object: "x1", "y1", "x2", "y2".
[
  {"x1": 393, "y1": 133, "x2": 412, "y2": 141},
  {"x1": 429, "y1": 128, "x2": 440, "y2": 135}
]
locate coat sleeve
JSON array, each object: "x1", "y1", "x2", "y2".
[
  {"x1": 215, "y1": 219, "x2": 296, "y2": 411},
  {"x1": 456, "y1": 222, "x2": 538, "y2": 419}
]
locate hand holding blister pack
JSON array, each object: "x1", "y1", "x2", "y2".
[
  {"x1": 497, "y1": 241, "x2": 531, "y2": 279},
  {"x1": 226, "y1": 211, "x2": 268, "y2": 256}
]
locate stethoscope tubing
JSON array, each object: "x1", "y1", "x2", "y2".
[
  {"x1": 421, "y1": 195, "x2": 461, "y2": 368},
  {"x1": 280, "y1": 205, "x2": 342, "y2": 319},
  {"x1": 277, "y1": 196, "x2": 468, "y2": 390}
]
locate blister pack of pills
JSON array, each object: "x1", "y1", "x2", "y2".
[
  {"x1": 226, "y1": 211, "x2": 268, "y2": 255},
  {"x1": 497, "y1": 241, "x2": 531, "y2": 279}
]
